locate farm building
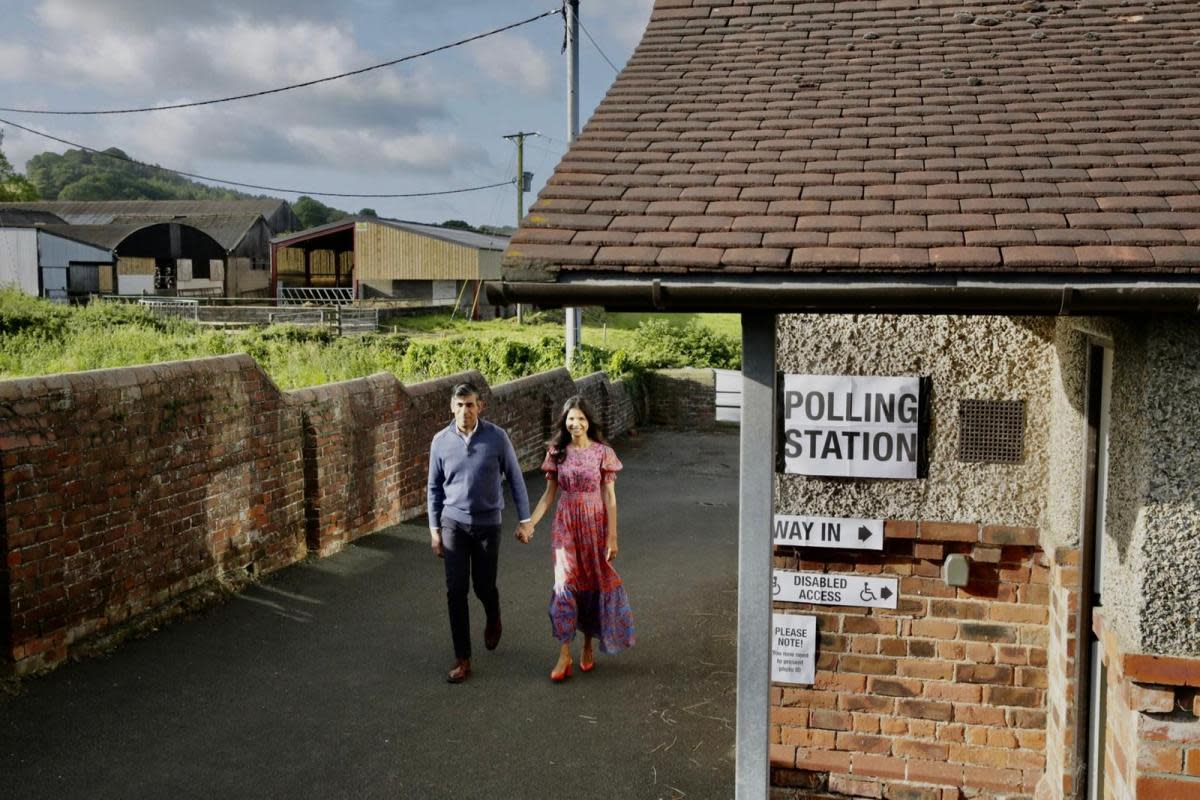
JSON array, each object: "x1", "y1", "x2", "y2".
[
  {"x1": 271, "y1": 217, "x2": 509, "y2": 314},
  {"x1": 495, "y1": 2, "x2": 1200, "y2": 799},
  {"x1": 0, "y1": 222, "x2": 113, "y2": 301},
  {"x1": 0, "y1": 200, "x2": 300, "y2": 297}
]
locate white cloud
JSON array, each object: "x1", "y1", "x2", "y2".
[
  {"x1": 106, "y1": 105, "x2": 486, "y2": 176},
  {"x1": 0, "y1": 41, "x2": 35, "y2": 81},
  {"x1": 589, "y1": 0, "x2": 655, "y2": 50},
  {"x1": 35, "y1": 0, "x2": 336, "y2": 32},
  {"x1": 469, "y1": 33, "x2": 554, "y2": 96}
]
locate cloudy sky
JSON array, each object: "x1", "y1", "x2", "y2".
[{"x1": 0, "y1": 0, "x2": 654, "y2": 227}]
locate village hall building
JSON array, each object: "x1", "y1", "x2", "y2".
[{"x1": 494, "y1": 2, "x2": 1200, "y2": 800}]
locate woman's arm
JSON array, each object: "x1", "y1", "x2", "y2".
[
  {"x1": 526, "y1": 478, "x2": 558, "y2": 533},
  {"x1": 602, "y1": 480, "x2": 618, "y2": 561}
]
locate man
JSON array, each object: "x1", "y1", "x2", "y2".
[{"x1": 428, "y1": 382, "x2": 533, "y2": 683}]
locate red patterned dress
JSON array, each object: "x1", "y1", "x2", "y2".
[{"x1": 541, "y1": 442, "x2": 636, "y2": 653}]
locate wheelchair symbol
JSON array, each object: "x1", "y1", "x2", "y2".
[
  {"x1": 772, "y1": 575, "x2": 780, "y2": 596},
  {"x1": 859, "y1": 585, "x2": 877, "y2": 602}
]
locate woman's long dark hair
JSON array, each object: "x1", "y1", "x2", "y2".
[{"x1": 550, "y1": 395, "x2": 607, "y2": 463}]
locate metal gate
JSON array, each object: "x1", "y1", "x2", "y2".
[{"x1": 715, "y1": 368, "x2": 743, "y2": 423}]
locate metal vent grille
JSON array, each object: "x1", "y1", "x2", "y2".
[{"x1": 958, "y1": 399, "x2": 1025, "y2": 464}]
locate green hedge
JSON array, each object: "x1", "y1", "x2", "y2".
[{"x1": 0, "y1": 290, "x2": 741, "y2": 389}]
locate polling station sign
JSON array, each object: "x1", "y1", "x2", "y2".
[{"x1": 777, "y1": 374, "x2": 930, "y2": 479}]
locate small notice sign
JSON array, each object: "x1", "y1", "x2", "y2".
[
  {"x1": 773, "y1": 569, "x2": 899, "y2": 610},
  {"x1": 777, "y1": 374, "x2": 930, "y2": 480},
  {"x1": 772, "y1": 613, "x2": 816, "y2": 685},
  {"x1": 774, "y1": 514, "x2": 884, "y2": 551}
]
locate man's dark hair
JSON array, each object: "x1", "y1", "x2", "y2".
[{"x1": 451, "y1": 382, "x2": 480, "y2": 401}]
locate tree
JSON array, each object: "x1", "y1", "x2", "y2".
[
  {"x1": 292, "y1": 196, "x2": 350, "y2": 229},
  {"x1": 0, "y1": 133, "x2": 39, "y2": 202},
  {"x1": 357, "y1": 207, "x2": 378, "y2": 218},
  {"x1": 440, "y1": 219, "x2": 475, "y2": 231},
  {"x1": 23, "y1": 145, "x2": 252, "y2": 202}
]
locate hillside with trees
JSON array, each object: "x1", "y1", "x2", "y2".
[
  {"x1": 5, "y1": 140, "x2": 512, "y2": 234},
  {"x1": 0, "y1": 134, "x2": 39, "y2": 201}
]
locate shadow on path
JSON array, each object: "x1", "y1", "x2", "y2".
[{"x1": 0, "y1": 429, "x2": 739, "y2": 800}]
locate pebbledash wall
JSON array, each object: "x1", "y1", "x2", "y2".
[
  {"x1": 0, "y1": 356, "x2": 644, "y2": 675},
  {"x1": 771, "y1": 314, "x2": 1200, "y2": 800}
]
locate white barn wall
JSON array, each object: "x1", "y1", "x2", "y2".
[{"x1": 0, "y1": 228, "x2": 40, "y2": 295}]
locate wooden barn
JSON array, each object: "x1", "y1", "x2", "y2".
[{"x1": 271, "y1": 217, "x2": 509, "y2": 314}]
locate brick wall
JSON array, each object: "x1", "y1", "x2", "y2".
[
  {"x1": 1094, "y1": 611, "x2": 1200, "y2": 800},
  {"x1": 1039, "y1": 548, "x2": 1084, "y2": 800},
  {"x1": 0, "y1": 355, "x2": 307, "y2": 674},
  {"x1": 645, "y1": 368, "x2": 718, "y2": 429},
  {"x1": 771, "y1": 520, "x2": 1050, "y2": 800},
  {"x1": 0, "y1": 357, "x2": 645, "y2": 675}
]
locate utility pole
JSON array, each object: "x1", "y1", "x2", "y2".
[
  {"x1": 503, "y1": 131, "x2": 538, "y2": 324},
  {"x1": 564, "y1": 0, "x2": 582, "y2": 368}
]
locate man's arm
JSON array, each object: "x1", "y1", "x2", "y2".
[
  {"x1": 500, "y1": 432, "x2": 533, "y2": 540},
  {"x1": 427, "y1": 437, "x2": 445, "y2": 557}
]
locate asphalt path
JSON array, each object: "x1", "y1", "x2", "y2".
[{"x1": 0, "y1": 429, "x2": 740, "y2": 800}]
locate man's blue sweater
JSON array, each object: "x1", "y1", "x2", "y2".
[{"x1": 427, "y1": 419, "x2": 531, "y2": 529}]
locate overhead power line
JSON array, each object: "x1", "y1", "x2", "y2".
[
  {"x1": 578, "y1": 18, "x2": 621, "y2": 74},
  {"x1": 0, "y1": 7, "x2": 562, "y2": 116},
  {"x1": 0, "y1": 116, "x2": 514, "y2": 199}
]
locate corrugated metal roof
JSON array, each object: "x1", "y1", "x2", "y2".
[
  {"x1": 39, "y1": 223, "x2": 144, "y2": 250},
  {"x1": 0, "y1": 199, "x2": 288, "y2": 223},
  {"x1": 0, "y1": 209, "x2": 66, "y2": 226},
  {"x1": 108, "y1": 213, "x2": 258, "y2": 251},
  {"x1": 271, "y1": 216, "x2": 509, "y2": 251}
]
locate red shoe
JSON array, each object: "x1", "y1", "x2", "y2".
[
  {"x1": 550, "y1": 659, "x2": 573, "y2": 682},
  {"x1": 580, "y1": 653, "x2": 595, "y2": 673}
]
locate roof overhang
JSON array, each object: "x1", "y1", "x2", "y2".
[{"x1": 487, "y1": 274, "x2": 1200, "y2": 315}]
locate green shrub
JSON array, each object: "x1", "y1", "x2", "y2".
[{"x1": 630, "y1": 319, "x2": 741, "y2": 369}]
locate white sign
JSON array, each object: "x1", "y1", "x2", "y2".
[
  {"x1": 774, "y1": 514, "x2": 884, "y2": 551},
  {"x1": 779, "y1": 374, "x2": 926, "y2": 480},
  {"x1": 772, "y1": 613, "x2": 816, "y2": 685},
  {"x1": 773, "y1": 569, "x2": 899, "y2": 610}
]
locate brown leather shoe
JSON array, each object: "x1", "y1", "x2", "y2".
[
  {"x1": 446, "y1": 659, "x2": 471, "y2": 684},
  {"x1": 484, "y1": 617, "x2": 502, "y2": 651}
]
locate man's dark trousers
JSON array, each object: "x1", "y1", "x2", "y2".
[{"x1": 442, "y1": 518, "x2": 501, "y2": 660}]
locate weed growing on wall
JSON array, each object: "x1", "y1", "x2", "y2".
[{"x1": 0, "y1": 290, "x2": 742, "y2": 389}]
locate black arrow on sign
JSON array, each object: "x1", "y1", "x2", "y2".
[
  {"x1": 879, "y1": 586, "x2": 893, "y2": 600},
  {"x1": 858, "y1": 525, "x2": 873, "y2": 542}
]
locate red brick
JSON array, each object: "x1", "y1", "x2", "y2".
[
  {"x1": 1136, "y1": 776, "x2": 1200, "y2": 800},
  {"x1": 894, "y1": 740, "x2": 950, "y2": 761},
  {"x1": 962, "y1": 766, "x2": 1023, "y2": 792},
  {"x1": 906, "y1": 760, "x2": 964, "y2": 787},
  {"x1": 869, "y1": 677, "x2": 925, "y2": 698},
  {"x1": 829, "y1": 775, "x2": 883, "y2": 799},
  {"x1": 1138, "y1": 743, "x2": 1183, "y2": 773},
  {"x1": 770, "y1": 743, "x2": 796, "y2": 767},
  {"x1": 852, "y1": 754, "x2": 907, "y2": 781},
  {"x1": 811, "y1": 710, "x2": 853, "y2": 731},
  {"x1": 836, "y1": 733, "x2": 893, "y2": 755},
  {"x1": 798, "y1": 748, "x2": 851, "y2": 773},
  {"x1": 918, "y1": 522, "x2": 980, "y2": 543}
]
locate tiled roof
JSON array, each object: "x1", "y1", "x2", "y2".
[{"x1": 504, "y1": 0, "x2": 1200, "y2": 280}]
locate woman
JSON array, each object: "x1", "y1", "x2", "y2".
[{"x1": 524, "y1": 395, "x2": 635, "y2": 681}]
